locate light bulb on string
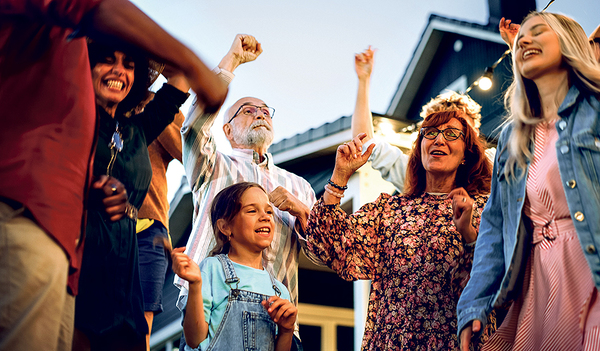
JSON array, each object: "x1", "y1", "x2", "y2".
[
  {"x1": 464, "y1": 49, "x2": 510, "y2": 94},
  {"x1": 462, "y1": 0, "x2": 555, "y2": 97},
  {"x1": 477, "y1": 67, "x2": 494, "y2": 90}
]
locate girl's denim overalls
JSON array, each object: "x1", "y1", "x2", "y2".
[{"x1": 205, "y1": 254, "x2": 282, "y2": 351}]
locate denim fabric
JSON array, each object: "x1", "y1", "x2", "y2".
[
  {"x1": 137, "y1": 221, "x2": 169, "y2": 313},
  {"x1": 186, "y1": 254, "x2": 281, "y2": 351},
  {"x1": 456, "y1": 86, "x2": 600, "y2": 335}
]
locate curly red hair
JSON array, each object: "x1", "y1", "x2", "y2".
[{"x1": 404, "y1": 110, "x2": 492, "y2": 196}]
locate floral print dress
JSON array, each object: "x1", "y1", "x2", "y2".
[{"x1": 306, "y1": 192, "x2": 493, "y2": 351}]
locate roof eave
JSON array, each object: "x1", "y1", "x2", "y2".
[{"x1": 386, "y1": 15, "x2": 505, "y2": 117}]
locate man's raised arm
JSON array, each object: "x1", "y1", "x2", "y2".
[{"x1": 181, "y1": 34, "x2": 262, "y2": 192}]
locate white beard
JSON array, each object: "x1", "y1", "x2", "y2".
[{"x1": 232, "y1": 120, "x2": 274, "y2": 149}]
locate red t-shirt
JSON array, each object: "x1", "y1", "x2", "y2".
[{"x1": 0, "y1": 0, "x2": 103, "y2": 294}]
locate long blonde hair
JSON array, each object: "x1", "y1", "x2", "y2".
[{"x1": 504, "y1": 11, "x2": 600, "y2": 179}]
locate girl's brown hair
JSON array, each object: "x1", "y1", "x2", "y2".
[{"x1": 208, "y1": 182, "x2": 267, "y2": 256}]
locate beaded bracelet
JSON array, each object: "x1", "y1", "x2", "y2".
[
  {"x1": 324, "y1": 184, "x2": 345, "y2": 198},
  {"x1": 327, "y1": 179, "x2": 348, "y2": 191}
]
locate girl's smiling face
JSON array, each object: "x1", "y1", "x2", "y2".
[{"x1": 225, "y1": 186, "x2": 274, "y2": 255}]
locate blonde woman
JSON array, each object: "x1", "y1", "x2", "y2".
[{"x1": 457, "y1": 12, "x2": 600, "y2": 351}]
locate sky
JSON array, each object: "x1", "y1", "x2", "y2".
[{"x1": 129, "y1": 0, "x2": 600, "y2": 197}]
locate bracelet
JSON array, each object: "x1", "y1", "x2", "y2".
[
  {"x1": 327, "y1": 179, "x2": 348, "y2": 191},
  {"x1": 324, "y1": 184, "x2": 344, "y2": 198},
  {"x1": 125, "y1": 202, "x2": 138, "y2": 221}
]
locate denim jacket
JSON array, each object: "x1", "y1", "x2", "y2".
[{"x1": 456, "y1": 85, "x2": 600, "y2": 335}]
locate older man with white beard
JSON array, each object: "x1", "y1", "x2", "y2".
[{"x1": 175, "y1": 34, "x2": 318, "y2": 348}]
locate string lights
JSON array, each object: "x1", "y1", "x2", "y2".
[
  {"x1": 464, "y1": 49, "x2": 510, "y2": 93},
  {"x1": 463, "y1": 0, "x2": 555, "y2": 95},
  {"x1": 542, "y1": 0, "x2": 555, "y2": 12},
  {"x1": 398, "y1": 0, "x2": 557, "y2": 134}
]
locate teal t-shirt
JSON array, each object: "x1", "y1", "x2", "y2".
[{"x1": 193, "y1": 256, "x2": 290, "y2": 350}]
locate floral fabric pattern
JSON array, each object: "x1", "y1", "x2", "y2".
[{"x1": 306, "y1": 192, "x2": 492, "y2": 350}]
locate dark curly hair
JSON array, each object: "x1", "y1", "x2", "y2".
[
  {"x1": 404, "y1": 110, "x2": 492, "y2": 196},
  {"x1": 87, "y1": 40, "x2": 154, "y2": 116}
]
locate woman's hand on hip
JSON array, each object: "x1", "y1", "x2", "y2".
[{"x1": 92, "y1": 175, "x2": 128, "y2": 221}]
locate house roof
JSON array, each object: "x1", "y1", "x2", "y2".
[
  {"x1": 270, "y1": 14, "x2": 509, "y2": 162},
  {"x1": 386, "y1": 14, "x2": 505, "y2": 119},
  {"x1": 270, "y1": 113, "x2": 413, "y2": 164}
]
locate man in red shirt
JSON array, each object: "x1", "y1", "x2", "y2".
[{"x1": 0, "y1": 1, "x2": 227, "y2": 349}]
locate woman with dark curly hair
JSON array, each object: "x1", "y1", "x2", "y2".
[
  {"x1": 305, "y1": 110, "x2": 494, "y2": 350},
  {"x1": 73, "y1": 41, "x2": 190, "y2": 351}
]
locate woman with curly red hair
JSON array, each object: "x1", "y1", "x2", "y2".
[{"x1": 305, "y1": 110, "x2": 493, "y2": 350}]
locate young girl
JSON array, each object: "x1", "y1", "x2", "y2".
[{"x1": 172, "y1": 182, "x2": 297, "y2": 351}]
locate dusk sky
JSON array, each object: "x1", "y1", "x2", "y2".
[{"x1": 129, "y1": 0, "x2": 600, "y2": 196}]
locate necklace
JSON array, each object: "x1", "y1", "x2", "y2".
[{"x1": 106, "y1": 121, "x2": 123, "y2": 176}]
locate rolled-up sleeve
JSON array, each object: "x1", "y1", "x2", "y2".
[
  {"x1": 181, "y1": 69, "x2": 234, "y2": 194},
  {"x1": 365, "y1": 137, "x2": 409, "y2": 192}
]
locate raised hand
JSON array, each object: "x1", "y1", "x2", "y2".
[
  {"x1": 332, "y1": 133, "x2": 376, "y2": 183},
  {"x1": 355, "y1": 46, "x2": 376, "y2": 81},
  {"x1": 447, "y1": 187, "x2": 477, "y2": 244},
  {"x1": 161, "y1": 64, "x2": 190, "y2": 93},
  {"x1": 499, "y1": 17, "x2": 520, "y2": 50},
  {"x1": 171, "y1": 247, "x2": 202, "y2": 284},
  {"x1": 219, "y1": 34, "x2": 263, "y2": 72}
]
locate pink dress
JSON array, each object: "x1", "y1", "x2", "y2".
[{"x1": 482, "y1": 121, "x2": 600, "y2": 351}]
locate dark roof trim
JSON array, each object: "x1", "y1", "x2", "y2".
[
  {"x1": 270, "y1": 113, "x2": 414, "y2": 164},
  {"x1": 386, "y1": 14, "x2": 505, "y2": 117}
]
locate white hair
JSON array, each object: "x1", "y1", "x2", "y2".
[{"x1": 231, "y1": 119, "x2": 274, "y2": 149}]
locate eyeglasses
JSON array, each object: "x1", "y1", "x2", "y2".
[
  {"x1": 227, "y1": 104, "x2": 275, "y2": 124},
  {"x1": 420, "y1": 127, "x2": 464, "y2": 141}
]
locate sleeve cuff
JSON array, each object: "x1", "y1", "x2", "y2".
[
  {"x1": 213, "y1": 67, "x2": 235, "y2": 84},
  {"x1": 362, "y1": 137, "x2": 378, "y2": 157},
  {"x1": 158, "y1": 83, "x2": 191, "y2": 105},
  {"x1": 465, "y1": 240, "x2": 477, "y2": 248}
]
